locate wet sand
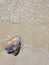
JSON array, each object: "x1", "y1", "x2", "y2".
[
  {"x1": 0, "y1": 22, "x2": 49, "y2": 50},
  {"x1": 0, "y1": 0, "x2": 49, "y2": 65}
]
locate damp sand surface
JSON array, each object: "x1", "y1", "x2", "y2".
[
  {"x1": 0, "y1": 22, "x2": 49, "y2": 65},
  {"x1": 0, "y1": 0, "x2": 49, "y2": 65}
]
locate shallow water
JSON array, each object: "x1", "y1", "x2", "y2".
[
  {"x1": 0, "y1": 22, "x2": 49, "y2": 50},
  {"x1": 0, "y1": 0, "x2": 49, "y2": 65}
]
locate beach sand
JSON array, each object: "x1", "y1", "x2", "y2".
[{"x1": 0, "y1": 0, "x2": 49, "y2": 65}]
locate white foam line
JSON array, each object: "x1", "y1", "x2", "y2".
[
  {"x1": 40, "y1": 49, "x2": 49, "y2": 58},
  {"x1": 21, "y1": 44, "x2": 49, "y2": 59},
  {"x1": 0, "y1": 41, "x2": 49, "y2": 59},
  {"x1": 33, "y1": 49, "x2": 49, "y2": 59},
  {"x1": 21, "y1": 44, "x2": 34, "y2": 51}
]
